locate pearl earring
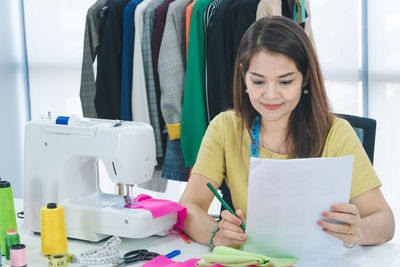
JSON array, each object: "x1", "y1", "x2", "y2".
[
  {"x1": 245, "y1": 89, "x2": 248, "y2": 94},
  {"x1": 302, "y1": 81, "x2": 308, "y2": 94}
]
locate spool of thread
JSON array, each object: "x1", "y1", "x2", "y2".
[
  {"x1": 41, "y1": 203, "x2": 68, "y2": 255},
  {"x1": 0, "y1": 180, "x2": 18, "y2": 256},
  {"x1": 6, "y1": 229, "x2": 20, "y2": 260},
  {"x1": 10, "y1": 244, "x2": 26, "y2": 267},
  {"x1": 55, "y1": 116, "x2": 69, "y2": 125}
]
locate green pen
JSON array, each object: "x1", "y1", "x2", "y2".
[{"x1": 206, "y1": 182, "x2": 246, "y2": 231}]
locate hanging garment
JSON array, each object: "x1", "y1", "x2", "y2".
[
  {"x1": 120, "y1": 0, "x2": 143, "y2": 121},
  {"x1": 303, "y1": 0, "x2": 315, "y2": 46},
  {"x1": 131, "y1": 0, "x2": 152, "y2": 123},
  {"x1": 204, "y1": 0, "x2": 224, "y2": 30},
  {"x1": 152, "y1": 0, "x2": 176, "y2": 108},
  {"x1": 80, "y1": 0, "x2": 110, "y2": 118},
  {"x1": 95, "y1": 0, "x2": 131, "y2": 119},
  {"x1": 295, "y1": 0, "x2": 302, "y2": 22},
  {"x1": 204, "y1": 0, "x2": 226, "y2": 123},
  {"x1": 181, "y1": 0, "x2": 215, "y2": 167},
  {"x1": 229, "y1": 0, "x2": 260, "y2": 113},
  {"x1": 185, "y1": 0, "x2": 197, "y2": 58},
  {"x1": 206, "y1": 0, "x2": 259, "y2": 122},
  {"x1": 205, "y1": 0, "x2": 235, "y2": 123},
  {"x1": 281, "y1": 0, "x2": 315, "y2": 45},
  {"x1": 138, "y1": 0, "x2": 169, "y2": 192},
  {"x1": 282, "y1": 0, "x2": 294, "y2": 19},
  {"x1": 151, "y1": 0, "x2": 176, "y2": 161},
  {"x1": 255, "y1": 0, "x2": 281, "y2": 19},
  {"x1": 233, "y1": 0, "x2": 260, "y2": 60},
  {"x1": 142, "y1": 0, "x2": 165, "y2": 158},
  {"x1": 158, "y1": 0, "x2": 192, "y2": 140},
  {"x1": 162, "y1": 137, "x2": 190, "y2": 181}
]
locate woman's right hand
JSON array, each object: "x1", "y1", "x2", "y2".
[{"x1": 213, "y1": 209, "x2": 247, "y2": 248}]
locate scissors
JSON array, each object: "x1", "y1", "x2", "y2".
[{"x1": 112, "y1": 249, "x2": 160, "y2": 266}]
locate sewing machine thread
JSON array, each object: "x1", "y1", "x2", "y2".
[
  {"x1": 0, "y1": 180, "x2": 18, "y2": 256},
  {"x1": 5, "y1": 229, "x2": 20, "y2": 260},
  {"x1": 10, "y1": 244, "x2": 26, "y2": 267},
  {"x1": 41, "y1": 203, "x2": 68, "y2": 255}
]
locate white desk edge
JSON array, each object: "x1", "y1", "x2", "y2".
[{"x1": 3, "y1": 198, "x2": 399, "y2": 267}]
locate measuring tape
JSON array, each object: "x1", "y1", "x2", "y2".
[
  {"x1": 48, "y1": 254, "x2": 73, "y2": 267},
  {"x1": 74, "y1": 235, "x2": 121, "y2": 265},
  {"x1": 47, "y1": 236, "x2": 120, "y2": 266}
]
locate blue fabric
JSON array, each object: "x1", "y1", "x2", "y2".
[
  {"x1": 250, "y1": 116, "x2": 260, "y2": 158},
  {"x1": 162, "y1": 137, "x2": 190, "y2": 181},
  {"x1": 120, "y1": 0, "x2": 143, "y2": 120}
]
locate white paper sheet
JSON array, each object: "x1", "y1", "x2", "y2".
[{"x1": 245, "y1": 156, "x2": 354, "y2": 261}]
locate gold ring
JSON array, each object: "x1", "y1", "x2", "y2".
[{"x1": 346, "y1": 225, "x2": 352, "y2": 235}]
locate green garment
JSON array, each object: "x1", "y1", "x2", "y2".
[
  {"x1": 196, "y1": 246, "x2": 299, "y2": 267},
  {"x1": 181, "y1": 0, "x2": 214, "y2": 167}
]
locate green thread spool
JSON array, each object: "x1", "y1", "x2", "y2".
[
  {"x1": 6, "y1": 229, "x2": 20, "y2": 260},
  {"x1": 0, "y1": 180, "x2": 18, "y2": 256}
]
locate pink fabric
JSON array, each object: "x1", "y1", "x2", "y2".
[
  {"x1": 124, "y1": 194, "x2": 187, "y2": 231},
  {"x1": 141, "y1": 256, "x2": 223, "y2": 267},
  {"x1": 141, "y1": 256, "x2": 199, "y2": 267}
]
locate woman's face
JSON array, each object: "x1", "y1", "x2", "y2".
[{"x1": 244, "y1": 51, "x2": 304, "y2": 125}]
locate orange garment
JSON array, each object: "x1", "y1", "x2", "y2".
[{"x1": 185, "y1": 0, "x2": 197, "y2": 59}]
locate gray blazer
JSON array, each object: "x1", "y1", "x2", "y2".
[
  {"x1": 79, "y1": 0, "x2": 110, "y2": 118},
  {"x1": 142, "y1": 0, "x2": 164, "y2": 157},
  {"x1": 158, "y1": 0, "x2": 192, "y2": 140}
]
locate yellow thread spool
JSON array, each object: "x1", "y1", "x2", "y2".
[{"x1": 41, "y1": 203, "x2": 68, "y2": 255}]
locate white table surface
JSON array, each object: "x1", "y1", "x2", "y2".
[{"x1": 3, "y1": 198, "x2": 400, "y2": 267}]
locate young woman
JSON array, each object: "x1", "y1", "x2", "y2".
[{"x1": 179, "y1": 16, "x2": 394, "y2": 249}]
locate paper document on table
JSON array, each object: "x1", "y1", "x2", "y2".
[{"x1": 245, "y1": 156, "x2": 354, "y2": 261}]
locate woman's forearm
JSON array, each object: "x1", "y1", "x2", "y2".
[
  {"x1": 360, "y1": 208, "x2": 395, "y2": 245},
  {"x1": 182, "y1": 202, "x2": 218, "y2": 245}
]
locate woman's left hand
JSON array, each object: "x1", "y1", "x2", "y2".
[{"x1": 317, "y1": 203, "x2": 362, "y2": 246}]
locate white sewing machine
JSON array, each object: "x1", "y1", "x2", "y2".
[{"x1": 23, "y1": 115, "x2": 177, "y2": 242}]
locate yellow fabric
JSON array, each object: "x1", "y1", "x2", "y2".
[
  {"x1": 196, "y1": 246, "x2": 299, "y2": 267},
  {"x1": 192, "y1": 110, "x2": 381, "y2": 218},
  {"x1": 167, "y1": 123, "x2": 181, "y2": 140}
]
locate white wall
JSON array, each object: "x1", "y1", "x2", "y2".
[
  {"x1": 24, "y1": 0, "x2": 93, "y2": 120},
  {"x1": 310, "y1": 0, "x2": 361, "y2": 115},
  {"x1": 368, "y1": 0, "x2": 400, "y2": 243},
  {"x1": 0, "y1": 0, "x2": 30, "y2": 197}
]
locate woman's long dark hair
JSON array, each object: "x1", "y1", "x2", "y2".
[{"x1": 233, "y1": 16, "x2": 332, "y2": 158}]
